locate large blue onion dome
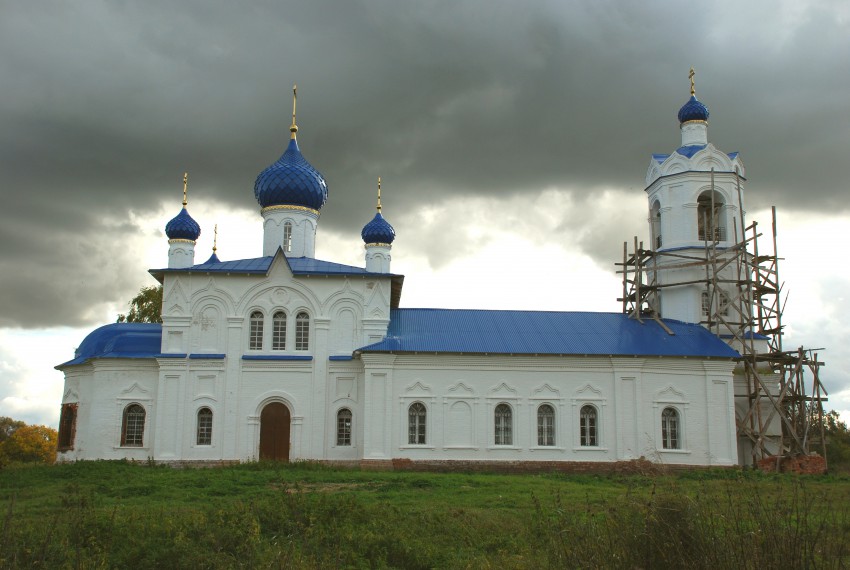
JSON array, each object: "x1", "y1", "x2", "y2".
[
  {"x1": 678, "y1": 95, "x2": 709, "y2": 124},
  {"x1": 254, "y1": 137, "x2": 329, "y2": 211},
  {"x1": 165, "y1": 207, "x2": 201, "y2": 241},
  {"x1": 362, "y1": 212, "x2": 395, "y2": 244}
]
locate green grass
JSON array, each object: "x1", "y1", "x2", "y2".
[{"x1": 1, "y1": 461, "x2": 849, "y2": 568}]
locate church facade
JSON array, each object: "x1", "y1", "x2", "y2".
[{"x1": 56, "y1": 81, "x2": 747, "y2": 468}]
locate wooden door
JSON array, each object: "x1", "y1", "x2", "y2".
[{"x1": 259, "y1": 402, "x2": 290, "y2": 461}]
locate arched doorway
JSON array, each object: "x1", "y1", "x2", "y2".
[{"x1": 259, "y1": 402, "x2": 291, "y2": 461}]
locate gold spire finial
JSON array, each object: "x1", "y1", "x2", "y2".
[
  {"x1": 213, "y1": 224, "x2": 218, "y2": 253},
  {"x1": 182, "y1": 172, "x2": 188, "y2": 207},
  {"x1": 290, "y1": 84, "x2": 298, "y2": 138},
  {"x1": 377, "y1": 177, "x2": 382, "y2": 213},
  {"x1": 689, "y1": 67, "x2": 696, "y2": 97}
]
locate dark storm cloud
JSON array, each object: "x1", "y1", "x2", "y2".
[{"x1": 1, "y1": 0, "x2": 848, "y2": 327}]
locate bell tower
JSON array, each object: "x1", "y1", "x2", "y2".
[{"x1": 644, "y1": 70, "x2": 746, "y2": 328}]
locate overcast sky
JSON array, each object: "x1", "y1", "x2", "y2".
[{"x1": 1, "y1": 0, "x2": 849, "y2": 426}]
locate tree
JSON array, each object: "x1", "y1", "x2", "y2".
[
  {"x1": 117, "y1": 285, "x2": 163, "y2": 324},
  {"x1": 0, "y1": 416, "x2": 25, "y2": 444},
  {"x1": 823, "y1": 410, "x2": 850, "y2": 472},
  {"x1": 0, "y1": 423, "x2": 57, "y2": 465}
]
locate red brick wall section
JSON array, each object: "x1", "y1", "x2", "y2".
[{"x1": 756, "y1": 454, "x2": 827, "y2": 475}]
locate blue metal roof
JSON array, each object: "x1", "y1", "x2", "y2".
[
  {"x1": 652, "y1": 149, "x2": 740, "y2": 165},
  {"x1": 57, "y1": 323, "x2": 163, "y2": 367},
  {"x1": 152, "y1": 255, "x2": 397, "y2": 276},
  {"x1": 676, "y1": 144, "x2": 707, "y2": 158},
  {"x1": 357, "y1": 309, "x2": 739, "y2": 358}
]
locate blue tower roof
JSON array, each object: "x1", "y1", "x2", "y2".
[
  {"x1": 165, "y1": 208, "x2": 201, "y2": 241},
  {"x1": 254, "y1": 138, "x2": 328, "y2": 211},
  {"x1": 677, "y1": 95, "x2": 709, "y2": 124},
  {"x1": 361, "y1": 212, "x2": 396, "y2": 244}
]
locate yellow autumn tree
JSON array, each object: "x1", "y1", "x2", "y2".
[{"x1": 0, "y1": 423, "x2": 57, "y2": 465}]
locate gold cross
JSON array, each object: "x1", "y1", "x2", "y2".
[
  {"x1": 182, "y1": 172, "x2": 188, "y2": 207},
  {"x1": 689, "y1": 67, "x2": 696, "y2": 96},
  {"x1": 290, "y1": 84, "x2": 298, "y2": 137}
]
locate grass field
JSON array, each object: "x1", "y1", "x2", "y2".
[{"x1": 1, "y1": 461, "x2": 849, "y2": 568}]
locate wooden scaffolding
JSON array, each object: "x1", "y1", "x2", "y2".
[{"x1": 617, "y1": 178, "x2": 827, "y2": 468}]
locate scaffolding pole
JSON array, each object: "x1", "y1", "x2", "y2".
[{"x1": 617, "y1": 200, "x2": 828, "y2": 468}]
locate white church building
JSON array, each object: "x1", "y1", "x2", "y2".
[{"x1": 56, "y1": 80, "x2": 750, "y2": 468}]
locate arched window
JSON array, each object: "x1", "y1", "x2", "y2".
[
  {"x1": 337, "y1": 408, "x2": 352, "y2": 446},
  {"x1": 283, "y1": 222, "x2": 293, "y2": 253},
  {"x1": 661, "y1": 407, "x2": 680, "y2": 449},
  {"x1": 494, "y1": 403, "x2": 513, "y2": 445},
  {"x1": 537, "y1": 404, "x2": 555, "y2": 446},
  {"x1": 196, "y1": 407, "x2": 213, "y2": 446},
  {"x1": 651, "y1": 201, "x2": 662, "y2": 250},
  {"x1": 580, "y1": 405, "x2": 598, "y2": 447},
  {"x1": 295, "y1": 312, "x2": 310, "y2": 351},
  {"x1": 249, "y1": 311, "x2": 264, "y2": 350},
  {"x1": 58, "y1": 403, "x2": 77, "y2": 451},
  {"x1": 272, "y1": 311, "x2": 287, "y2": 350},
  {"x1": 697, "y1": 191, "x2": 725, "y2": 242},
  {"x1": 121, "y1": 404, "x2": 146, "y2": 447},
  {"x1": 408, "y1": 402, "x2": 426, "y2": 444}
]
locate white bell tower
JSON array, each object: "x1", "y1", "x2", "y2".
[{"x1": 645, "y1": 70, "x2": 746, "y2": 329}]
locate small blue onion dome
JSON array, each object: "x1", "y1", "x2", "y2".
[
  {"x1": 165, "y1": 208, "x2": 201, "y2": 241},
  {"x1": 361, "y1": 212, "x2": 396, "y2": 244},
  {"x1": 254, "y1": 138, "x2": 328, "y2": 210},
  {"x1": 678, "y1": 95, "x2": 709, "y2": 123}
]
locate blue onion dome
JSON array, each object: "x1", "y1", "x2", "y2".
[
  {"x1": 165, "y1": 207, "x2": 201, "y2": 241},
  {"x1": 254, "y1": 137, "x2": 329, "y2": 211},
  {"x1": 678, "y1": 95, "x2": 709, "y2": 124},
  {"x1": 362, "y1": 212, "x2": 395, "y2": 244}
]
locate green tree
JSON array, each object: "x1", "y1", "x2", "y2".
[
  {"x1": 823, "y1": 409, "x2": 850, "y2": 472},
  {"x1": 117, "y1": 285, "x2": 163, "y2": 324},
  {"x1": 0, "y1": 423, "x2": 57, "y2": 465},
  {"x1": 0, "y1": 416, "x2": 25, "y2": 443}
]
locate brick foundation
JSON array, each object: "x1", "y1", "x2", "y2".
[{"x1": 756, "y1": 454, "x2": 827, "y2": 475}]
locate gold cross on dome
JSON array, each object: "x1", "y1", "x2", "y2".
[
  {"x1": 182, "y1": 172, "x2": 188, "y2": 207},
  {"x1": 689, "y1": 67, "x2": 696, "y2": 96}
]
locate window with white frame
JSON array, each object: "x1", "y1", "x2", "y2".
[
  {"x1": 249, "y1": 311, "x2": 264, "y2": 350},
  {"x1": 537, "y1": 404, "x2": 555, "y2": 446},
  {"x1": 661, "y1": 407, "x2": 680, "y2": 449},
  {"x1": 701, "y1": 291, "x2": 730, "y2": 317},
  {"x1": 494, "y1": 403, "x2": 513, "y2": 445},
  {"x1": 580, "y1": 405, "x2": 598, "y2": 446},
  {"x1": 121, "y1": 403, "x2": 145, "y2": 447},
  {"x1": 196, "y1": 407, "x2": 213, "y2": 446},
  {"x1": 272, "y1": 311, "x2": 287, "y2": 350},
  {"x1": 408, "y1": 402, "x2": 426, "y2": 444},
  {"x1": 295, "y1": 312, "x2": 310, "y2": 351},
  {"x1": 337, "y1": 408, "x2": 352, "y2": 446}
]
